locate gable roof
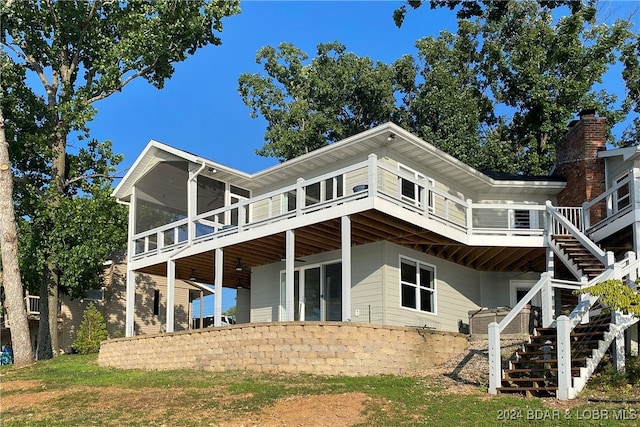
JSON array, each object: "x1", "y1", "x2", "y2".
[{"x1": 112, "y1": 122, "x2": 566, "y2": 200}]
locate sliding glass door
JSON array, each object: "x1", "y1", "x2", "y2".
[{"x1": 280, "y1": 262, "x2": 342, "y2": 321}]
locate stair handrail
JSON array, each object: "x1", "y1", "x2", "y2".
[
  {"x1": 555, "y1": 251, "x2": 640, "y2": 400},
  {"x1": 546, "y1": 201, "x2": 606, "y2": 264},
  {"x1": 563, "y1": 251, "x2": 639, "y2": 330},
  {"x1": 488, "y1": 272, "x2": 553, "y2": 394}
]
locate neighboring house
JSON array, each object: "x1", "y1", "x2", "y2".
[{"x1": 0, "y1": 251, "x2": 213, "y2": 354}]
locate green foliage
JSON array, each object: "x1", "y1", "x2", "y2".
[
  {"x1": 575, "y1": 279, "x2": 640, "y2": 316},
  {"x1": 72, "y1": 303, "x2": 108, "y2": 354},
  {"x1": 1, "y1": 1, "x2": 239, "y2": 357},
  {"x1": 223, "y1": 305, "x2": 237, "y2": 317},
  {"x1": 239, "y1": 41, "x2": 408, "y2": 161},
  {"x1": 241, "y1": 1, "x2": 636, "y2": 175}
]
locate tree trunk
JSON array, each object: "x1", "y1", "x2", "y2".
[
  {"x1": 0, "y1": 106, "x2": 35, "y2": 366},
  {"x1": 36, "y1": 276, "x2": 53, "y2": 359},
  {"x1": 37, "y1": 125, "x2": 67, "y2": 358}
]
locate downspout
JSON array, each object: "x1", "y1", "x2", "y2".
[{"x1": 188, "y1": 159, "x2": 207, "y2": 245}]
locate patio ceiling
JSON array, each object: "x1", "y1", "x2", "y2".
[{"x1": 137, "y1": 209, "x2": 546, "y2": 288}]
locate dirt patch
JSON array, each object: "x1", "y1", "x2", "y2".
[
  {"x1": 219, "y1": 392, "x2": 371, "y2": 427},
  {"x1": 0, "y1": 379, "x2": 45, "y2": 392}
]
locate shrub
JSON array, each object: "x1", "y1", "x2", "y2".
[{"x1": 72, "y1": 303, "x2": 108, "y2": 354}]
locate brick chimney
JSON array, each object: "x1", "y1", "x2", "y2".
[{"x1": 553, "y1": 109, "x2": 606, "y2": 222}]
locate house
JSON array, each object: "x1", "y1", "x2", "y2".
[
  {"x1": 0, "y1": 251, "x2": 213, "y2": 354},
  {"x1": 103, "y1": 110, "x2": 638, "y2": 399}
]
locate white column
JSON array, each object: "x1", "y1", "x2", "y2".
[
  {"x1": 285, "y1": 229, "x2": 295, "y2": 321},
  {"x1": 556, "y1": 315, "x2": 573, "y2": 400},
  {"x1": 613, "y1": 310, "x2": 626, "y2": 372},
  {"x1": 125, "y1": 268, "x2": 136, "y2": 337},
  {"x1": 125, "y1": 187, "x2": 136, "y2": 337},
  {"x1": 488, "y1": 322, "x2": 501, "y2": 395},
  {"x1": 540, "y1": 273, "x2": 554, "y2": 327},
  {"x1": 341, "y1": 215, "x2": 352, "y2": 321},
  {"x1": 166, "y1": 259, "x2": 176, "y2": 333},
  {"x1": 214, "y1": 248, "x2": 223, "y2": 327},
  {"x1": 367, "y1": 154, "x2": 378, "y2": 196}
]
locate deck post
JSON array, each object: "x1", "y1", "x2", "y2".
[
  {"x1": 166, "y1": 259, "x2": 175, "y2": 332},
  {"x1": 556, "y1": 315, "x2": 572, "y2": 400},
  {"x1": 367, "y1": 154, "x2": 377, "y2": 196},
  {"x1": 612, "y1": 310, "x2": 626, "y2": 372},
  {"x1": 125, "y1": 188, "x2": 136, "y2": 337},
  {"x1": 214, "y1": 248, "x2": 223, "y2": 327},
  {"x1": 296, "y1": 178, "x2": 304, "y2": 217},
  {"x1": 541, "y1": 274, "x2": 554, "y2": 327},
  {"x1": 341, "y1": 215, "x2": 352, "y2": 321},
  {"x1": 488, "y1": 321, "x2": 501, "y2": 395},
  {"x1": 285, "y1": 229, "x2": 295, "y2": 321}
]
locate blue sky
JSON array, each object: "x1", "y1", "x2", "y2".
[
  {"x1": 82, "y1": 0, "x2": 637, "y2": 314},
  {"x1": 85, "y1": 0, "x2": 638, "y2": 180}
]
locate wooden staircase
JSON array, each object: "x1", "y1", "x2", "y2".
[
  {"x1": 551, "y1": 234, "x2": 605, "y2": 279},
  {"x1": 498, "y1": 313, "x2": 611, "y2": 397}
]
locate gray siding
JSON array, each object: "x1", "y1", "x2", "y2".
[{"x1": 381, "y1": 242, "x2": 483, "y2": 332}]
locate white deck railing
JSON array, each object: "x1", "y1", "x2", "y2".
[{"x1": 131, "y1": 155, "x2": 553, "y2": 260}]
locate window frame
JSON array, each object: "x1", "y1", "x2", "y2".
[
  {"x1": 399, "y1": 256, "x2": 437, "y2": 315},
  {"x1": 398, "y1": 163, "x2": 435, "y2": 211}
]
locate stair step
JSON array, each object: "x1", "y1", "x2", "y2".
[
  {"x1": 511, "y1": 357, "x2": 587, "y2": 367},
  {"x1": 497, "y1": 386, "x2": 558, "y2": 394},
  {"x1": 504, "y1": 367, "x2": 580, "y2": 375}
]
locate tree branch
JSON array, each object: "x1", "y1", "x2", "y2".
[
  {"x1": 64, "y1": 171, "x2": 125, "y2": 188},
  {"x1": 87, "y1": 62, "x2": 156, "y2": 104}
]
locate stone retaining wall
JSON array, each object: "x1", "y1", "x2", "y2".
[{"x1": 98, "y1": 322, "x2": 468, "y2": 376}]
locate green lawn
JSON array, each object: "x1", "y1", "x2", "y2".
[{"x1": 1, "y1": 354, "x2": 638, "y2": 426}]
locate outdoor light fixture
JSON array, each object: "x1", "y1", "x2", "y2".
[
  {"x1": 189, "y1": 268, "x2": 197, "y2": 281},
  {"x1": 387, "y1": 132, "x2": 396, "y2": 141},
  {"x1": 235, "y1": 257, "x2": 243, "y2": 271}
]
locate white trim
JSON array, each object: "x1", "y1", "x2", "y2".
[
  {"x1": 279, "y1": 258, "x2": 342, "y2": 321},
  {"x1": 509, "y1": 279, "x2": 541, "y2": 307},
  {"x1": 398, "y1": 255, "x2": 437, "y2": 315}
]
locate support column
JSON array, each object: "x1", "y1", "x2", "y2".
[
  {"x1": 166, "y1": 259, "x2": 175, "y2": 333},
  {"x1": 285, "y1": 229, "x2": 295, "y2": 321},
  {"x1": 125, "y1": 268, "x2": 136, "y2": 337},
  {"x1": 341, "y1": 215, "x2": 352, "y2": 321},
  {"x1": 125, "y1": 188, "x2": 136, "y2": 337},
  {"x1": 214, "y1": 248, "x2": 223, "y2": 327}
]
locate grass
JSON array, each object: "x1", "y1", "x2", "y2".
[{"x1": 1, "y1": 354, "x2": 639, "y2": 426}]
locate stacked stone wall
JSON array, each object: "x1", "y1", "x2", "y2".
[{"x1": 98, "y1": 322, "x2": 468, "y2": 376}]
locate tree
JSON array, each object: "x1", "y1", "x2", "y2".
[
  {"x1": 240, "y1": 2, "x2": 634, "y2": 175},
  {"x1": 238, "y1": 41, "x2": 411, "y2": 161},
  {"x1": 72, "y1": 303, "x2": 108, "y2": 354},
  {"x1": 575, "y1": 279, "x2": 640, "y2": 316},
  {"x1": 394, "y1": 0, "x2": 636, "y2": 175},
  {"x1": 0, "y1": 56, "x2": 34, "y2": 367},
  {"x1": 1, "y1": 0, "x2": 240, "y2": 360}
]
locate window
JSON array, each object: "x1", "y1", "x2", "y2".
[
  {"x1": 153, "y1": 289, "x2": 160, "y2": 316},
  {"x1": 324, "y1": 175, "x2": 344, "y2": 201},
  {"x1": 400, "y1": 257, "x2": 435, "y2": 313},
  {"x1": 84, "y1": 288, "x2": 105, "y2": 302},
  {"x1": 398, "y1": 164, "x2": 434, "y2": 210},
  {"x1": 614, "y1": 174, "x2": 630, "y2": 211}
]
